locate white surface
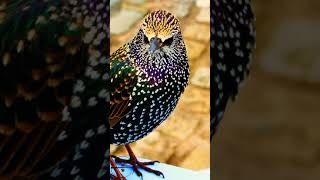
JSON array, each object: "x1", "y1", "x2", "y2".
[{"x1": 110, "y1": 157, "x2": 210, "y2": 180}]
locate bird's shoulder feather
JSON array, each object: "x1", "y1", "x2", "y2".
[{"x1": 110, "y1": 45, "x2": 139, "y2": 128}]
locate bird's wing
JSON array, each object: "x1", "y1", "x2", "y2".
[
  {"x1": 0, "y1": 0, "x2": 108, "y2": 177},
  {"x1": 110, "y1": 45, "x2": 138, "y2": 128},
  {"x1": 211, "y1": 0, "x2": 256, "y2": 138}
]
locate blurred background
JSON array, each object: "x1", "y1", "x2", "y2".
[
  {"x1": 212, "y1": 0, "x2": 320, "y2": 180},
  {"x1": 110, "y1": 0, "x2": 210, "y2": 171}
]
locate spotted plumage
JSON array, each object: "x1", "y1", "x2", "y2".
[
  {"x1": 110, "y1": 9, "x2": 189, "y2": 145},
  {"x1": 0, "y1": 0, "x2": 108, "y2": 179},
  {"x1": 211, "y1": 0, "x2": 256, "y2": 138},
  {"x1": 110, "y1": 9, "x2": 189, "y2": 179}
]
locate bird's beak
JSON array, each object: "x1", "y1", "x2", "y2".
[{"x1": 149, "y1": 37, "x2": 162, "y2": 53}]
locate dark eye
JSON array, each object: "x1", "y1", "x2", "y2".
[
  {"x1": 163, "y1": 37, "x2": 174, "y2": 46},
  {"x1": 143, "y1": 34, "x2": 149, "y2": 44}
]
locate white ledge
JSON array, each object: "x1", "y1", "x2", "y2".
[{"x1": 110, "y1": 157, "x2": 210, "y2": 180}]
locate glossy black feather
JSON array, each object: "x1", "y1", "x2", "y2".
[{"x1": 211, "y1": 0, "x2": 256, "y2": 138}]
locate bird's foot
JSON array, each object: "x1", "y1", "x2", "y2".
[
  {"x1": 112, "y1": 155, "x2": 164, "y2": 178},
  {"x1": 110, "y1": 156, "x2": 126, "y2": 180}
]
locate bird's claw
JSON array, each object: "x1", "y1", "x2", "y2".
[{"x1": 112, "y1": 156, "x2": 164, "y2": 179}]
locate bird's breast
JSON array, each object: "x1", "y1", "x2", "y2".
[{"x1": 111, "y1": 77, "x2": 182, "y2": 145}]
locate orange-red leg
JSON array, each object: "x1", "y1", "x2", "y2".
[{"x1": 110, "y1": 156, "x2": 126, "y2": 180}]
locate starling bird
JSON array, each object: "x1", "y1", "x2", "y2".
[
  {"x1": 110, "y1": 9, "x2": 189, "y2": 179},
  {"x1": 0, "y1": 0, "x2": 108, "y2": 179},
  {"x1": 211, "y1": 0, "x2": 256, "y2": 138}
]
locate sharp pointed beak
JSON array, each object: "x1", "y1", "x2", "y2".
[{"x1": 149, "y1": 37, "x2": 162, "y2": 53}]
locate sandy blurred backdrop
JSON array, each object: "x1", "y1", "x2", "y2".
[
  {"x1": 110, "y1": 0, "x2": 210, "y2": 170},
  {"x1": 212, "y1": 0, "x2": 320, "y2": 180}
]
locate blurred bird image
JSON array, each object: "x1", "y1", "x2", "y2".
[
  {"x1": 0, "y1": 0, "x2": 108, "y2": 179},
  {"x1": 211, "y1": 0, "x2": 256, "y2": 138},
  {"x1": 110, "y1": 9, "x2": 189, "y2": 179}
]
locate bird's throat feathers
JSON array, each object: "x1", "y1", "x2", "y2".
[
  {"x1": 134, "y1": 55, "x2": 189, "y2": 89},
  {"x1": 128, "y1": 47, "x2": 185, "y2": 82}
]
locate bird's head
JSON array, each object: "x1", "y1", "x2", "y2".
[
  {"x1": 130, "y1": 9, "x2": 187, "y2": 70},
  {"x1": 141, "y1": 9, "x2": 181, "y2": 53}
]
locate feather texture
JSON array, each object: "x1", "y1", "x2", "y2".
[
  {"x1": 211, "y1": 0, "x2": 256, "y2": 138},
  {"x1": 0, "y1": 0, "x2": 109, "y2": 179},
  {"x1": 110, "y1": 10, "x2": 189, "y2": 145}
]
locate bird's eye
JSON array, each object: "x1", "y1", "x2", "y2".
[
  {"x1": 143, "y1": 34, "x2": 149, "y2": 44},
  {"x1": 163, "y1": 37, "x2": 173, "y2": 46}
]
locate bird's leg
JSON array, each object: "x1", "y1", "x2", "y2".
[
  {"x1": 110, "y1": 156, "x2": 126, "y2": 180},
  {"x1": 112, "y1": 144, "x2": 164, "y2": 178}
]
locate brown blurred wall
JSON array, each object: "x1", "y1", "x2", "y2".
[{"x1": 212, "y1": 0, "x2": 320, "y2": 180}]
